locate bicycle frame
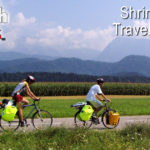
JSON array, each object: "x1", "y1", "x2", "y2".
[
  {"x1": 21, "y1": 101, "x2": 40, "y2": 121},
  {"x1": 100, "y1": 102, "x2": 111, "y2": 114}
]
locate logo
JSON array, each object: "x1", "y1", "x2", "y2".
[
  {"x1": 0, "y1": 7, "x2": 8, "y2": 41},
  {"x1": 0, "y1": 30, "x2": 6, "y2": 41}
]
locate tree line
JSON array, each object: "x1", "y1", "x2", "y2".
[{"x1": 0, "y1": 72, "x2": 149, "y2": 83}]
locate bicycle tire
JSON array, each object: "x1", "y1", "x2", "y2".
[
  {"x1": 101, "y1": 109, "x2": 120, "y2": 129},
  {"x1": 32, "y1": 109, "x2": 53, "y2": 130},
  {"x1": 74, "y1": 111, "x2": 92, "y2": 129},
  {"x1": 0, "y1": 113, "x2": 20, "y2": 131}
]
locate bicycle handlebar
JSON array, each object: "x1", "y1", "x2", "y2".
[
  {"x1": 33, "y1": 98, "x2": 40, "y2": 105},
  {"x1": 34, "y1": 98, "x2": 40, "y2": 101},
  {"x1": 103, "y1": 99, "x2": 112, "y2": 103}
]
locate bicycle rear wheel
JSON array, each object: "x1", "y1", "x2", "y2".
[
  {"x1": 32, "y1": 109, "x2": 53, "y2": 130},
  {"x1": 0, "y1": 113, "x2": 20, "y2": 131},
  {"x1": 101, "y1": 109, "x2": 120, "y2": 129},
  {"x1": 74, "y1": 111, "x2": 92, "y2": 128}
]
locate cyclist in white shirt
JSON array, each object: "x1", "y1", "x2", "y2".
[{"x1": 86, "y1": 78, "x2": 111, "y2": 117}]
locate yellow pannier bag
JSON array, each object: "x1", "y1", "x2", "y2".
[
  {"x1": 79, "y1": 105, "x2": 94, "y2": 121},
  {"x1": 109, "y1": 111, "x2": 120, "y2": 125},
  {"x1": 2, "y1": 106, "x2": 17, "y2": 121}
]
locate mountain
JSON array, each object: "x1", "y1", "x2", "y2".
[
  {"x1": 0, "y1": 55, "x2": 150, "y2": 76},
  {"x1": 0, "y1": 48, "x2": 99, "y2": 61},
  {"x1": 58, "y1": 48, "x2": 100, "y2": 60},
  {"x1": 98, "y1": 38, "x2": 150, "y2": 62},
  {"x1": 2, "y1": 38, "x2": 150, "y2": 62},
  {"x1": 0, "y1": 51, "x2": 55, "y2": 60}
]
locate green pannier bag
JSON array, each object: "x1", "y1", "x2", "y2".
[
  {"x1": 79, "y1": 105, "x2": 94, "y2": 121},
  {"x1": 2, "y1": 106, "x2": 17, "y2": 121}
]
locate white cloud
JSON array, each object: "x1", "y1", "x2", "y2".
[
  {"x1": 0, "y1": 12, "x2": 36, "y2": 49},
  {"x1": 0, "y1": 2, "x2": 114, "y2": 53},
  {"x1": 26, "y1": 26, "x2": 115, "y2": 51},
  {"x1": 12, "y1": 12, "x2": 36, "y2": 27}
]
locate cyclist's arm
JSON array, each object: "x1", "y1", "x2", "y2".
[
  {"x1": 25, "y1": 84, "x2": 38, "y2": 100},
  {"x1": 101, "y1": 93, "x2": 111, "y2": 102},
  {"x1": 95, "y1": 94, "x2": 103, "y2": 101}
]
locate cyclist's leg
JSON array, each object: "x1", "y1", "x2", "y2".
[
  {"x1": 17, "y1": 101, "x2": 23, "y2": 122},
  {"x1": 14, "y1": 95, "x2": 25, "y2": 126},
  {"x1": 89, "y1": 100, "x2": 103, "y2": 116},
  {"x1": 21, "y1": 98, "x2": 29, "y2": 106}
]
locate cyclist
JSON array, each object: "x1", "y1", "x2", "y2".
[
  {"x1": 12, "y1": 75, "x2": 40, "y2": 127},
  {"x1": 86, "y1": 78, "x2": 111, "y2": 123}
]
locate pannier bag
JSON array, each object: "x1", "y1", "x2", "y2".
[
  {"x1": 105, "y1": 111, "x2": 120, "y2": 125},
  {"x1": 106, "y1": 111, "x2": 120, "y2": 125},
  {"x1": 79, "y1": 105, "x2": 94, "y2": 121},
  {"x1": 2, "y1": 106, "x2": 17, "y2": 121}
]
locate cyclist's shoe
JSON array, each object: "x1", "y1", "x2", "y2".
[
  {"x1": 20, "y1": 121, "x2": 25, "y2": 127},
  {"x1": 92, "y1": 116, "x2": 100, "y2": 125}
]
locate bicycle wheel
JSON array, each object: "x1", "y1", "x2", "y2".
[
  {"x1": 74, "y1": 111, "x2": 92, "y2": 129},
  {"x1": 101, "y1": 109, "x2": 120, "y2": 129},
  {"x1": 32, "y1": 110, "x2": 53, "y2": 130},
  {"x1": 0, "y1": 113, "x2": 20, "y2": 131}
]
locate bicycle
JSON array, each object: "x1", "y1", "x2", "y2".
[
  {"x1": 71, "y1": 100, "x2": 120, "y2": 129},
  {"x1": 0, "y1": 99, "x2": 53, "y2": 131}
]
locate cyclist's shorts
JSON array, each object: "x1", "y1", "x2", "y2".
[
  {"x1": 87, "y1": 100, "x2": 103, "y2": 108},
  {"x1": 13, "y1": 94, "x2": 23, "y2": 102}
]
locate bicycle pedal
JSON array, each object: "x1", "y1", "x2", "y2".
[
  {"x1": 26, "y1": 124, "x2": 30, "y2": 127},
  {"x1": 92, "y1": 118, "x2": 100, "y2": 125}
]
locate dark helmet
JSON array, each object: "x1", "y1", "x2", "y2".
[
  {"x1": 26, "y1": 75, "x2": 35, "y2": 83},
  {"x1": 97, "y1": 78, "x2": 104, "y2": 84}
]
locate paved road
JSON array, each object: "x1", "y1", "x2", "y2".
[
  {"x1": 3, "y1": 116, "x2": 150, "y2": 131},
  {"x1": 53, "y1": 115, "x2": 150, "y2": 130}
]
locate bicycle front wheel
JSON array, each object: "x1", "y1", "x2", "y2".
[
  {"x1": 101, "y1": 109, "x2": 120, "y2": 129},
  {"x1": 74, "y1": 111, "x2": 92, "y2": 129},
  {"x1": 0, "y1": 114, "x2": 20, "y2": 131},
  {"x1": 32, "y1": 110, "x2": 53, "y2": 130}
]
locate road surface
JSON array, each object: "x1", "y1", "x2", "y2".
[
  {"x1": 53, "y1": 116, "x2": 150, "y2": 130},
  {"x1": 11, "y1": 115, "x2": 150, "y2": 131}
]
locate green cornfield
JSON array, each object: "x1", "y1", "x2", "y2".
[{"x1": 0, "y1": 82, "x2": 150, "y2": 96}]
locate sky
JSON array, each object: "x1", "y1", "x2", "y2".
[{"x1": 0, "y1": 0, "x2": 150, "y2": 57}]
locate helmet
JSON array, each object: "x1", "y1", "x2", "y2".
[
  {"x1": 26, "y1": 75, "x2": 35, "y2": 83},
  {"x1": 97, "y1": 78, "x2": 104, "y2": 84}
]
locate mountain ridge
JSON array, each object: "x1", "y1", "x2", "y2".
[
  {"x1": 98, "y1": 38, "x2": 150, "y2": 62},
  {"x1": 0, "y1": 55, "x2": 150, "y2": 76}
]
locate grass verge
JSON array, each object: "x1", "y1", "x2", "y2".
[
  {"x1": 32, "y1": 96, "x2": 150, "y2": 117},
  {"x1": 1, "y1": 96, "x2": 150, "y2": 117},
  {"x1": 1, "y1": 123, "x2": 150, "y2": 150}
]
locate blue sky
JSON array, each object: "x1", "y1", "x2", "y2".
[
  {"x1": 5, "y1": 0, "x2": 150, "y2": 29},
  {"x1": 0, "y1": 0, "x2": 150, "y2": 57}
]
